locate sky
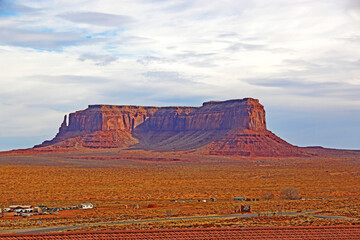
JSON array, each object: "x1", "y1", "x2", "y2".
[{"x1": 0, "y1": 0, "x2": 359, "y2": 151}]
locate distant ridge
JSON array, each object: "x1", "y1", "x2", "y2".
[{"x1": 34, "y1": 98, "x2": 311, "y2": 157}]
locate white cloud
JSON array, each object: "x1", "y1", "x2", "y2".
[
  {"x1": 78, "y1": 53, "x2": 118, "y2": 65},
  {"x1": 0, "y1": 27, "x2": 85, "y2": 49},
  {"x1": 58, "y1": 11, "x2": 133, "y2": 27},
  {"x1": 0, "y1": 0, "x2": 360, "y2": 150}
]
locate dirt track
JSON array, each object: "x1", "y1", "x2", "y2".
[{"x1": 1, "y1": 211, "x2": 356, "y2": 235}]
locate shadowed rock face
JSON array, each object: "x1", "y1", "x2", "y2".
[{"x1": 35, "y1": 98, "x2": 308, "y2": 157}]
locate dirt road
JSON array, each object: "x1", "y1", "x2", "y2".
[{"x1": 0, "y1": 211, "x2": 356, "y2": 235}]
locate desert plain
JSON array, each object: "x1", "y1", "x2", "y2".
[{"x1": 0, "y1": 147, "x2": 359, "y2": 232}]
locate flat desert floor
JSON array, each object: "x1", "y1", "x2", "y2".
[{"x1": 0, "y1": 149, "x2": 359, "y2": 232}]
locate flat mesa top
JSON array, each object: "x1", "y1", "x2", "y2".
[{"x1": 87, "y1": 98, "x2": 259, "y2": 109}]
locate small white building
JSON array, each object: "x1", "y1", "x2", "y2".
[
  {"x1": 9, "y1": 205, "x2": 34, "y2": 213},
  {"x1": 79, "y1": 203, "x2": 93, "y2": 209}
]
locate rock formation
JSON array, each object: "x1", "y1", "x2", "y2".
[{"x1": 35, "y1": 98, "x2": 309, "y2": 157}]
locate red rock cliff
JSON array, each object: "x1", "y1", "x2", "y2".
[
  {"x1": 137, "y1": 98, "x2": 266, "y2": 131},
  {"x1": 35, "y1": 98, "x2": 307, "y2": 157},
  {"x1": 58, "y1": 98, "x2": 265, "y2": 132}
]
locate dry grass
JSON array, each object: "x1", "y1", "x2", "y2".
[{"x1": 0, "y1": 150, "x2": 359, "y2": 229}]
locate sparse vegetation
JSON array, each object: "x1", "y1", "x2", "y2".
[
  {"x1": 0, "y1": 151, "x2": 359, "y2": 230},
  {"x1": 280, "y1": 188, "x2": 300, "y2": 200},
  {"x1": 262, "y1": 192, "x2": 274, "y2": 200}
]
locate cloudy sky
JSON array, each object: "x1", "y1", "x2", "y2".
[{"x1": 0, "y1": 0, "x2": 359, "y2": 151}]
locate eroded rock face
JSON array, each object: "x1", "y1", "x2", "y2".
[
  {"x1": 55, "y1": 98, "x2": 265, "y2": 132},
  {"x1": 35, "y1": 98, "x2": 307, "y2": 157}
]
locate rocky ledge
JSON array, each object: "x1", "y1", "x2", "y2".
[{"x1": 35, "y1": 98, "x2": 309, "y2": 157}]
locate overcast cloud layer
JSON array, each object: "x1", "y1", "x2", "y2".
[{"x1": 0, "y1": 0, "x2": 359, "y2": 150}]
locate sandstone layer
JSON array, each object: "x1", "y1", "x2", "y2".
[{"x1": 35, "y1": 98, "x2": 309, "y2": 157}]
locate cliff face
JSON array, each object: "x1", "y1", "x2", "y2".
[
  {"x1": 36, "y1": 98, "x2": 307, "y2": 157},
  {"x1": 57, "y1": 98, "x2": 265, "y2": 133}
]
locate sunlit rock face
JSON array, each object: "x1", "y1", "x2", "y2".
[{"x1": 35, "y1": 98, "x2": 308, "y2": 157}]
